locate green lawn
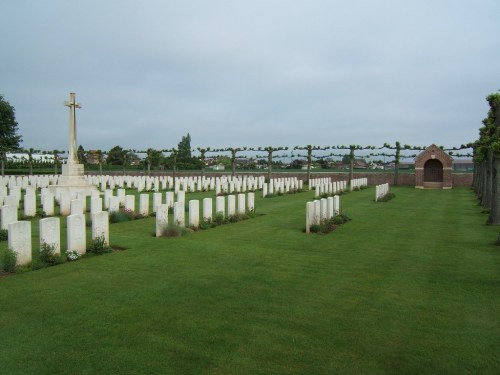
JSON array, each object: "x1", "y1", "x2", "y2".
[{"x1": 0, "y1": 186, "x2": 499, "y2": 374}]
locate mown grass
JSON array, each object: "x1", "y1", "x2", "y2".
[{"x1": 0, "y1": 186, "x2": 499, "y2": 374}]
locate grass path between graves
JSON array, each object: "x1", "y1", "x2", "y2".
[{"x1": 0, "y1": 186, "x2": 499, "y2": 374}]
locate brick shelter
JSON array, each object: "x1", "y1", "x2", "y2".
[{"x1": 414, "y1": 144, "x2": 453, "y2": 189}]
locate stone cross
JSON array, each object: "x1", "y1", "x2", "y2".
[{"x1": 64, "y1": 92, "x2": 81, "y2": 165}]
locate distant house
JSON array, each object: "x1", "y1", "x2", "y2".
[
  {"x1": 6, "y1": 153, "x2": 54, "y2": 163},
  {"x1": 86, "y1": 150, "x2": 101, "y2": 165},
  {"x1": 208, "y1": 164, "x2": 225, "y2": 171},
  {"x1": 453, "y1": 160, "x2": 474, "y2": 172},
  {"x1": 399, "y1": 162, "x2": 415, "y2": 170}
]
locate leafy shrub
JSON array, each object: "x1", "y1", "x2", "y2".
[
  {"x1": 2, "y1": 248, "x2": 17, "y2": 273},
  {"x1": 109, "y1": 209, "x2": 135, "y2": 223},
  {"x1": 228, "y1": 213, "x2": 248, "y2": 223},
  {"x1": 0, "y1": 229, "x2": 8, "y2": 242},
  {"x1": 199, "y1": 220, "x2": 215, "y2": 230},
  {"x1": 39, "y1": 242, "x2": 63, "y2": 265},
  {"x1": 377, "y1": 193, "x2": 396, "y2": 202},
  {"x1": 89, "y1": 235, "x2": 111, "y2": 255},
  {"x1": 214, "y1": 213, "x2": 226, "y2": 225},
  {"x1": 162, "y1": 224, "x2": 184, "y2": 238},
  {"x1": 308, "y1": 212, "x2": 351, "y2": 234},
  {"x1": 309, "y1": 224, "x2": 322, "y2": 233}
]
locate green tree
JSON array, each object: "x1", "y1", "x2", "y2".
[
  {"x1": 197, "y1": 147, "x2": 210, "y2": 176},
  {"x1": 144, "y1": 148, "x2": 164, "y2": 175},
  {"x1": 77, "y1": 145, "x2": 87, "y2": 164},
  {"x1": 95, "y1": 150, "x2": 105, "y2": 174},
  {"x1": 0, "y1": 95, "x2": 23, "y2": 176},
  {"x1": 177, "y1": 134, "x2": 192, "y2": 163},
  {"x1": 341, "y1": 154, "x2": 351, "y2": 165},
  {"x1": 106, "y1": 145, "x2": 125, "y2": 165},
  {"x1": 290, "y1": 159, "x2": 304, "y2": 169},
  {"x1": 174, "y1": 134, "x2": 203, "y2": 170},
  {"x1": 24, "y1": 147, "x2": 40, "y2": 175}
]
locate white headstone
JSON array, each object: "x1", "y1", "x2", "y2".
[
  {"x1": 23, "y1": 193, "x2": 36, "y2": 218},
  {"x1": 59, "y1": 193, "x2": 71, "y2": 216},
  {"x1": 43, "y1": 193, "x2": 55, "y2": 216},
  {"x1": 90, "y1": 197, "x2": 102, "y2": 214},
  {"x1": 67, "y1": 214, "x2": 86, "y2": 255},
  {"x1": 215, "y1": 196, "x2": 225, "y2": 217},
  {"x1": 139, "y1": 194, "x2": 149, "y2": 217},
  {"x1": 227, "y1": 195, "x2": 236, "y2": 217},
  {"x1": 91, "y1": 211, "x2": 109, "y2": 245},
  {"x1": 125, "y1": 195, "x2": 135, "y2": 213},
  {"x1": 8, "y1": 221, "x2": 32, "y2": 265},
  {"x1": 70, "y1": 199, "x2": 84, "y2": 215},
  {"x1": 188, "y1": 200, "x2": 200, "y2": 228},
  {"x1": 173, "y1": 201, "x2": 185, "y2": 227},
  {"x1": 313, "y1": 200, "x2": 321, "y2": 225},
  {"x1": 153, "y1": 192, "x2": 162, "y2": 213},
  {"x1": 117, "y1": 188, "x2": 126, "y2": 206},
  {"x1": 237, "y1": 194, "x2": 246, "y2": 215},
  {"x1": 39, "y1": 217, "x2": 61, "y2": 255},
  {"x1": 1, "y1": 205, "x2": 18, "y2": 230},
  {"x1": 165, "y1": 191, "x2": 174, "y2": 209},
  {"x1": 108, "y1": 196, "x2": 120, "y2": 213},
  {"x1": 320, "y1": 198, "x2": 328, "y2": 220},
  {"x1": 305, "y1": 201, "x2": 315, "y2": 233},
  {"x1": 177, "y1": 191, "x2": 185, "y2": 205},
  {"x1": 333, "y1": 195, "x2": 340, "y2": 216},
  {"x1": 247, "y1": 192, "x2": 255, "y2": 212},
  {"x1": 202, "y1": 198, "x2": 212, "y2": 221},
  {"x1": 155, "y1": 204, "x2": 169, "y2": 237}
]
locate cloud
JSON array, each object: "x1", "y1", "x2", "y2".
[{"x1": 1, "y1": 0, "x2": 499, "y2": 153}]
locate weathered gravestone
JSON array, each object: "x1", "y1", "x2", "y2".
[
  {"x1": 202, "y1": 198, "x2": 212, "y2": 222},
  {"x1": 39, "y1": 217, "x2": 61, "y2": 255},
  {"x1": 188, "y1": 200, "x2": 200, "y2": 228},
  {"x1": 67, "y1": 214, "x2": 86, "y2": 255},
  {"x1": 139, "y1": 194, "x2": 149, "y2": 217},
  {"x1": 1, "y1": 205, "x2": 18, "y2": 230},
  {"x1": 91, "y1": 211, "x2": 109, "y2": 245},
  {"x1": 8, "y1": 221, "x2": 32, "y2": 265},
  {"x1": 155, "y1": 204, "x2": 169, "y2": 237}
]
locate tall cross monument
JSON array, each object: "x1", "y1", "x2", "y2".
[
  {"x1": 64, "y1": 92, "x2": 81, "y2": 165},
  {"x1": 49, "y1": 92, "x2": 96, "y2": 196}
]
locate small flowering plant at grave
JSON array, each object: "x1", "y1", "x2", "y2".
[
  {"x1": 65, "y1": 250, "x2": 80, "y2": 261},
  {"x1": 88, "y1": 235, "x2": 111, "y2": 255}
]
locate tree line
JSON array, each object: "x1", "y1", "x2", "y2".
[
  {"x1": 472, "y1": 93, "x2": 500, "y2": 230},
  {"x1": 0, "y1": 94, "x2": 473, "y2": 183}
]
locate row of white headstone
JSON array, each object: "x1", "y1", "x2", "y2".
[
  {"x1": 155, "y1": 192, "x2": 255, "y2": 236},
  {"x1": 7, "y1": 211, "x2": 110, "y2": 266},
  {"x1": 314, "y1": 180, "x2": 348, "y2": 198},
  {"x1": 350, "y1": 178, "x2": 368, "y2": 190},
  {"x1": 262, "y1": 177, "x2": 303, "y2": 197},
  {"x1": 0, "y1": 174, "x2": 265, "y2": 194},
  {"x1": 0, "y1": 175, "x2": 59, "y2": 190},
  {"x1": 90, "y1": 174, "x2": 266, "y2": 194},
  {"x1": 375, "y1": 183, "x2": 390, "y2": 201},
  {"x1": 305, "y1": 196, "x2": 341, "y2": 233}
]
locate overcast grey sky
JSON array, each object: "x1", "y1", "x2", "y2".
[{"x1": 1, "y1": 0, "x2": 499, "y2": 153}]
